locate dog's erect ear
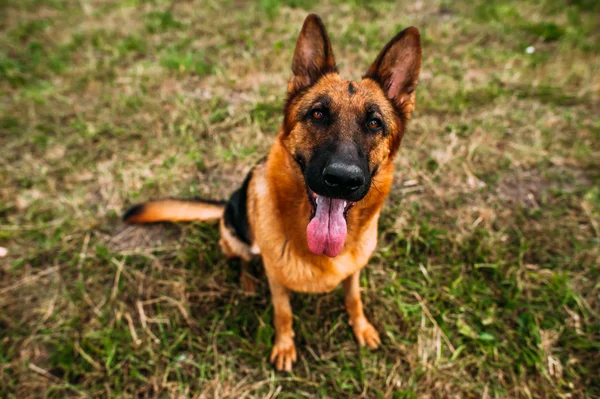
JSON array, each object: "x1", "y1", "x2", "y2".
[
  {"x1": 364, "y1": 27, "x2": 421, "y2": 115},
  {"x1": 289, "y1": 14, "x2": 337, "y2": 94}
]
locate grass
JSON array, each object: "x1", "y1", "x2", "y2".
[{"x1": 1, "y1": 0, "x2": 599, "y2": 397}]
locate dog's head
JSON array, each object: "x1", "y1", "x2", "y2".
[{"x1": 280, "y1": 14, "x2": 421, "y2": 257}]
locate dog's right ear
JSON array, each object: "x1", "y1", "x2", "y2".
[{"x1": 289, "y1": 14, "x2": 337, "y2": 95}]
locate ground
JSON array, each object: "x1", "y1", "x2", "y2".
[{"x1": 1, "y1": 0, "x2": 599, "y2": 397}]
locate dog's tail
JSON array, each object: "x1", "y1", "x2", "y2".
[{"x1": 123, "y1": 199, "x2": 225, "y2": 224}]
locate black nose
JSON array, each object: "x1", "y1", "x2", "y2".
[{"x1": 322, "y1": 162, "x2": 365, "y2": 194}]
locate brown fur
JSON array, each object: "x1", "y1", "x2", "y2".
[
  {"x1": 124, "y1": 14, "x2": 421, "y2": 372},
  {"x1": 123, "y1": 200, "x2": 223, "y2": 223}
]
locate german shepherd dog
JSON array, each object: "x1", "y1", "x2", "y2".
[{"x1": 124, "y1": 14, "x2": 421, "y2": 371}]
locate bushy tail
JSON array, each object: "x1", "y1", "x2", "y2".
[{"x1": 123, "y1": 199, "x2": 225, "y2": 224}]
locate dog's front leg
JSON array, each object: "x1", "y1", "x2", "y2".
[
  {"x1": 343, "y1": 271, "x2": 381, "y2": 349},
  {"x1": 267, "y1": 276, "x2": 297, "y2": 371}
]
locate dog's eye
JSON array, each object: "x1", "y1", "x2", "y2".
[
  {"x1": 367, "y1": 118, "x2": 382, "y2": 131},
  {"x1": 311, "y1": 109, "x2": 324, "y2": 120}
]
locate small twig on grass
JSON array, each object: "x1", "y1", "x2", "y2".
[
  {"x1": 123, "y1": 311, "x2": 142, "y2": 347},
  {"x1": 74, "y1": 337, "x2": 103, "y2": 371},
  {"x1": 28, "y1": 363, "x2": 61, "y2": 382},
  {"x1": 0, "y1": 266, "x2": 60, "y2": 295},
  {"x1": 136, "y1": 301, "x2": 160, "y2": 343},
  {"x1": 28, "y1": 363, "x2": 90, "y2": 397},
  {"x1": 0, "y1": 218, "x2": 65, "y2": 231},
  {"x1": 76, "y1": 233, "x2": 102, "y2": 317},
  {"x1": 110, "y1": 257, "x2": 125, "y2": 301},
  {"x1": 23, "y1": 290, "x2": 59, "y2": 348},
  {"x1": 413, "y1": 292, "x2": 455, "y2": 354},
  {"x1": 140, "y1": 296, "x2": 196, "y2": 328}
]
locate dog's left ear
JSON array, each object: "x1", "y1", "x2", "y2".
[
  {"x1": 364, "y1": 27, "x2": 421, "y2": 116},
  {"x1": 289, "y1": 14, "x2": 337, "y2": 95}
]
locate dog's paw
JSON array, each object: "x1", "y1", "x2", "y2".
[
  {"x1": 352, "y1": 319, "x2": 381, "y2": 349},
  {"x1": 269, "y1": 338, "x2": 297, "y2": 372}
]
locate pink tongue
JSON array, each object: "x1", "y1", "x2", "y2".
[{"x1": 306, "y1": 196, "x2": 347, "y2": 257}]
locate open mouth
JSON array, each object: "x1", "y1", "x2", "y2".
[{"x1": 306, "y1": 187, "x2": 355, "y2": 257}]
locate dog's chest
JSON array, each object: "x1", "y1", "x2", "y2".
[
  {"x1": 279, "y1": 230, "x2": 378, "y2": 293},
  {"x1": 278, "y1": 254, "x2": 358, "y2": 293}
]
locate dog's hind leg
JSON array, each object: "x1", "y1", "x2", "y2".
[
  {"x1": 240, "y1": 260, "x2": 259, "y2": 293},
  {"x1": 218, "y1": 218, "x2": 260, "y2": 293}
]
